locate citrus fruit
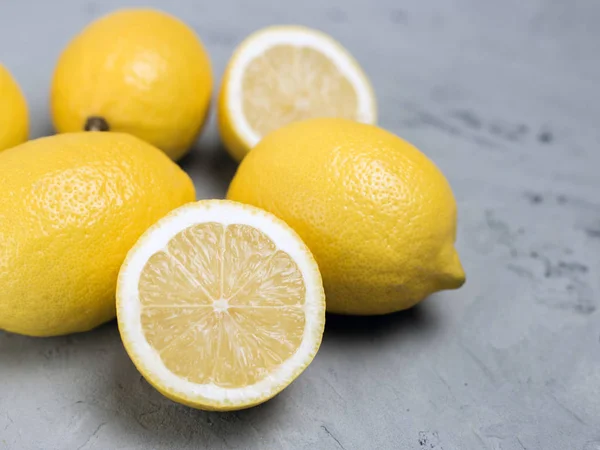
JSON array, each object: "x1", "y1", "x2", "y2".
[
  {"x1": 218, "y1": 25, "x2": 377, "y2": 161},
  {"x1": 0, "y1": 63, "x2": 28, "y2": 151},
  {"x1": 117, "y1": 200, "x2": 325, "y2": 411},
  {"x1": 0, "y1": 132, "x2": 195, "y2": 337},
  {"x1": 51, "y1": 8, "x2": 213, "y2": 160},
  {"x1": 227, "y1": 118, "x2": 466, "y2": 315}
]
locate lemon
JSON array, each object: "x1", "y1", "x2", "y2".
[
  {"x1": 117, "y1": 200, "x2": 325, "y2": 411},
  {"x1": 0, "y1": 132, "x2": 195, "y2": 337},
  {"x1": 228, "y1": 118, "x2": 466, "y2": 315},
  {"x1": 218, "y1": 25, "x2": 377, "y2": 161},
  {"x1": 0, "y1": 64, "x2": 28, "y2": 152},
  {"x1": 51, "y1": 8, "x2": 213, "y2": 160}
]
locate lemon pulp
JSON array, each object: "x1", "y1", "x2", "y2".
[
  {"x1": 138, "y1": 223, "x2": 306, "y2": 388},
  {"x1": 242, "y1": 45, "x2": 358, "y2": 136}
]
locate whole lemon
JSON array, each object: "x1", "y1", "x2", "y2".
[
  {"x1": 227, "y1": 118, "x2": 465, "y2": 315},
  {"x1": 0, "y1": 64, "x2": 28, "y2": 151},
  {"x1": 0, "y1": 132, "x2": 195, "y2": 336},
  {"x1": 51, "y1": 8, "x2": 213, "y2": 160}
]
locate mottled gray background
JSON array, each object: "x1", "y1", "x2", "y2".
[{"x1": 1, "y1": 0, "x2": 599, "y2": 449}]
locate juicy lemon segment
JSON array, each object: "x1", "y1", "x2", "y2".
[
  {"x1": 138, "y1": 223, "x2": 306, "y2": 388},
  {"x1": 241, "y1": 45, "x2": 359, "y2": 136},
  {"x1": 117, "y1": 201, "x2": 325, "y2": 410},
  {"x1": 218, "y1": 25, "x2": 377, "y2": 161}
]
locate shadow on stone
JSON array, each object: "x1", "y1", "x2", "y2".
[
  {"x1": 178, "y1": 134, "x2": 238, "y2": 200},
  {"x1": 323, "y1": 300, "x2": 441, "y2": 342},
  {"x1": 106, "y1": 328, "x2": 285, "y2": 448},
  {"x1": 0, "y1": 319, "x2": 118, "y2": 361}
]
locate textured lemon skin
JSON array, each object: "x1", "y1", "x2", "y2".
[
  {"x1": 51, "y1": 8, "x2": 213, "y2": 160},
  {"x1": 117, "y1": 200, "x2": 326, "y2": 411},
  {"x1": 0, "y1": 64, "x2": 28, "y2": 151},
  {"x1": 0, "y1": 132, "x2": 195, "y2": 337},
  {"x1": 228, "y1": 118, "x2": 465, "y2": 315}
]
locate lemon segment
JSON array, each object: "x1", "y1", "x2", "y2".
[
  {"x1": 117, "y1": 200, "x2": 325, "y2": 410},
  {"x1": 218, "y1": 26, "x2": 377, "y2": 161},
  {"x1": 241, "y1": 46, "x2": 359, "y2": 136}
]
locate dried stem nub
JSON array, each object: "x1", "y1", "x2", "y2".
[{"x1": 84, "y1": 116, "x2": 110, "y2": 132}]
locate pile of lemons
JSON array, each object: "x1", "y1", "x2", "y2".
[{"x1": 0, "y1": 9, "x2": 464, "y2": 411}]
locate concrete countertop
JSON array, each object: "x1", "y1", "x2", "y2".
[{"x1": 1, "y1": 0, "x2": 599, "y2": 449}]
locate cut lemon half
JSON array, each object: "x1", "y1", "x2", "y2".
[
  {"x1": 116, "y1": 200, "x2": 325, "y2": 411},
  {"x1": 218, "y1": 25, "x2": 377, "y2": 161}
]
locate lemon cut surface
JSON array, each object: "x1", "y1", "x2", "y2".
[{"x1": 117, "y1": 201, "x2": 325, "y2": 410}]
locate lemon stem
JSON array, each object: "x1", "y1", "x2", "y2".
[{"x1": 84, "y1": 116, "x2": 110, "y2": 132}]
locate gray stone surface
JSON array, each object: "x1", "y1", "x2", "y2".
[{"x1": 1, "y1": 0, "x2": 599, "y2": 448}]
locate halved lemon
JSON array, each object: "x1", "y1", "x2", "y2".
[
  {"x1": 218, "y1": 25, "x2": 377, "y2": 161},
  {"x1": 117, "y1": 200, "x2": 325, "y2": 411}
]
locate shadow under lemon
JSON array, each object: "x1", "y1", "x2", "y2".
[
  {"x1": 177, "y1": 128, "x2": 239, "y2": 200},
  {"x1": 324, "y1": 300, "x2": 441, "y2": 340}
]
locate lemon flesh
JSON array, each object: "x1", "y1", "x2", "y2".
[
  {"x1": 140, "y1": 223, "x2": 306, "y2": 387},
  {"x1": 118, "y1": 201, "x2": 325, "y2": 410},
  {"x1": 242, "y1": 45, "x2": 359, "y2": 136}
]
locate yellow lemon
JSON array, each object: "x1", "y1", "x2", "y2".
[
  {"x1": 228, "y1": 118, "x2": 465, "y2": 315},
  {"x1": 0, "y1": 132, "x2": 195, "y2": 337},
  {"x1": 51, "y1": 8, "x2": 213, "y2": 160},
  {"x1": 0, "y1": 64, "x2": 28, "y2": 151},
  {"x1": 117, "y1": 200, "x2": 325, "y2": 411},
  {"x1": 218, "y1": 25, "x2": 376, "y2": 161}
]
